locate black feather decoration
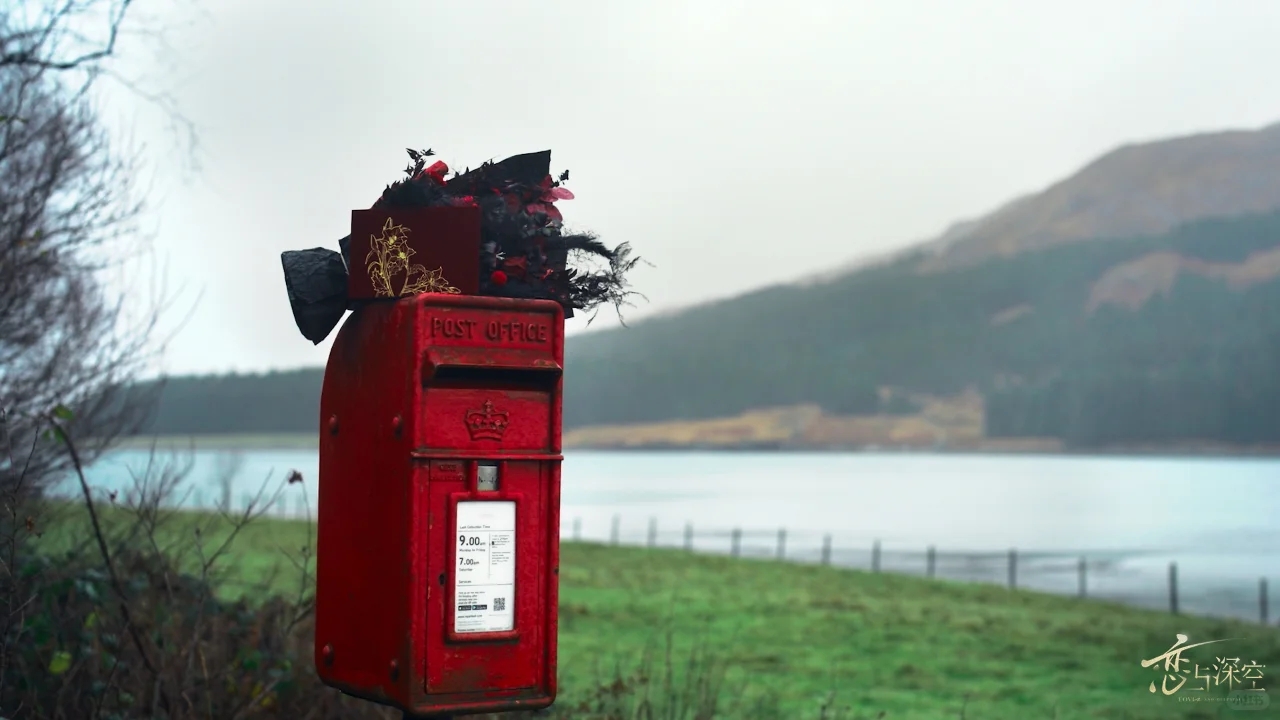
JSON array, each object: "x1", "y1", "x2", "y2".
[
  {"x1": 372, "y1": 148, "x2": 644, "y2": 321},
  {"x1": 280, "y1": 147, "x2": 644, "y2": 343}
]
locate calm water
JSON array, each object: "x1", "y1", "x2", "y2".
[{"x1": 68, "y1": 450, "x2": 1280, "y2": 622}]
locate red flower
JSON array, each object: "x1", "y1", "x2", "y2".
[
  {"x1": 416, "y1": 160, "x2": 449, "y2": 186},
  {"x1": 450, "y1": 195, "x2": 477, "y2": 207},
  {"x1": 526, "y1": 176, "x2": 574, "y2": 221},
  {"x1": 503, "y1": 174, "x2": 576, "y2": 222},
  {"x1": 502, "y1": 256, "x2": 528, "y2": 278},
  {"x1": 490, "y1": 270, "x2": 508, "y2": 286}
]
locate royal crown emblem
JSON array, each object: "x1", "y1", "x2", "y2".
[{"x1": 465, "y1": 400, "x2": 510, "y2": 441}]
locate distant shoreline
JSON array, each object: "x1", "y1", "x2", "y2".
[
  {"x1": 110, "y1": 433, "x2": 319, "y2": 452},
  {"x1": 108, "y1": 433, "x2": 1280, "y2": 459},
  {"x1": 564, "y1": 444, "x2": 1280, "y2": 459}
]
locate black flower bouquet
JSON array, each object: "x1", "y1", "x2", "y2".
[{"x1": 281, "y1": 148, "x2": 642, "y2": 344}]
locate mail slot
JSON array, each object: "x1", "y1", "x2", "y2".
[{"x1": 315, "y1": 293, "x2": 564, "y2": 717}]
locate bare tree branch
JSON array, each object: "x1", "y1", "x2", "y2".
[
  {"x1": 0, "y1": 4, "x2": 177, "y2": 494},
  {"x1": 49, "y1": 416, "x2": 162, "y2": 683},
  {"x1": 0, "y1": 1, "x2": 136, "y2": 72},
  {"x1": 1, "y1": 1, "x2": 202, "y2": 169}
]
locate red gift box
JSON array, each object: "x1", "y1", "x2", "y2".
[{"x1": 348, "y1": 206, "x2": 481, "y2": 300}]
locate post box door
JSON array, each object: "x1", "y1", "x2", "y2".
[{"x1": 421, "y1": 459, "x2": 557, "y2": 696}]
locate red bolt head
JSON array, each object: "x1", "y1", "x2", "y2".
[
  {"x1": 328, "y1": 415, "x2": 339, "y2": 434},
  {"x1": 322, "y1": 644, "x2": 334, "y2": 665},
  {"x1": 392, "y1": 414, "x2": 403, "y2": 435}
]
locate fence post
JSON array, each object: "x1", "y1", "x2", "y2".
[
  {"x1": 572, "y1": 517, "x2": 581, "y2": 541},
  {"x1": 731, "y1": 529, "x2": 741, "y2": 557},
  {"x1": 1078, "y1": 557, "x2": 1087, "y2": 598},
  {"x1": 1261, "y1": 578, "x2": 1269, "y2": 625},
  {"x1": 1008, "y1": 549, "x2": 1017, "y2": 589},
  {"x1": 647, "y1": 518, "x2": 657, "y2": 548},
  {"x1": 194, "y1": 490, "x2": 205, "y2": 510},
  {"x1": 871, "y1": 540, "x2": 881, "y2": 573},
  {"x1": 684, "y1": 523, "x2": 694, "y2": 551},
  {"x1": 776, "y1": 528, "x2": 786, "y2": 560},
  {"x1": 610, "y1": 515, "x2": 620, "y2": 546},
  {"x1": 926, "y1": 546, "x2": 936, "y2": 578},
  {"x1": 1169, "y1": 562, "x2": 1179, "y2": 615},
  {"x1": 821, "y1": 535, "x2": 831, "y2": 566}
]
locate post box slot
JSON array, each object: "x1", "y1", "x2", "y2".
[
  {"x1": 423, "y1": 347, "x2": 563, "y2": 391},
  {"x1": 429, "y1": 365, "x2": 561, "y2": 390}
]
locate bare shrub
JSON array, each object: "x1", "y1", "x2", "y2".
[
  {"x1": 0, "y1": 415, "x2": 386, "y2": 719},
  {"x1": 0, "y1": 0, "x2": 176, "y2": 502}
]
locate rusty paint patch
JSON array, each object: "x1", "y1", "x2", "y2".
[{"x1": 432, "y1": 659, "x2": 492, "y2": 695}]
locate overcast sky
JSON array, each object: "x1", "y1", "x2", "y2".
[{"x1": 96, "y1": 0, "x2": 1280, "y2": 376}]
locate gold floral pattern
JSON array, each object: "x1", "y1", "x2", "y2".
[{"x1": 364, "y1": 217, "x2": 460, "y2": 297}]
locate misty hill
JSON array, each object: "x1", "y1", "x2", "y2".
[
  {"x1": 914, "y1": 121, "x2": 1280, "y2": 271},
  {"x1": 137, "y1": 369, "x2": 323, "y2": 436},
  {"x1": 135, "y1": 125, "x2": 1280, "y2": 448}
]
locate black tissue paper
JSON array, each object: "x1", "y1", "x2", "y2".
[{"x1": 281, "y1": 248, "x2": 349, "y2": 345}]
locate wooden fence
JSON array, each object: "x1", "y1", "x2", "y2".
[
  {"x1": 237, "y1": 493, "x2": 1273, "y2": 626},
  {"x1": 563, "y1": 514, "x2": 1276, "y2": 626}
]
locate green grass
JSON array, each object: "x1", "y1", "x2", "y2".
[
  {"x1": 554, "y1": 545, "x2": 1279, "y2": 718},
  {"x1": 46, "y1": 508, "x2": 1280, "y2": 719}
]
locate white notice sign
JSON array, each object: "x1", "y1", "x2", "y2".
[{"x1": 453, "y1": 501, "x2": 516, "y2": 633}]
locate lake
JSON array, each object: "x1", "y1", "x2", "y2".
[{"x1": 68, "y1": 449, "x2": 1280, "y2": 623}]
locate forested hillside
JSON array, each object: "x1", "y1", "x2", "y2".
[
  {"x1": 135, "y1": 210, "x2": 1280, "y2": 448},
  {"x1": 560, "y1": 211, "x2": 1280, "y2": 442},
  {"x1": 136, "y1": 369, "x2": 323, "y2": 435}
]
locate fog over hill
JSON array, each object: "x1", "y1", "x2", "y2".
[
  {"x1": 136, "y1": 123, "x2": 1280, "y2": 450},
  {"x1": 793, "y1": 122, "x2": 1280, "y2": 289},
  {"x1": 916, "y1": 121, "x2": 1280, "y2": 270}
]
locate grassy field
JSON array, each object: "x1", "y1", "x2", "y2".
[
  {"x1": 50, "y1": 507, "x2": 1279, "y2": 719},
  {"x1": 552, "y1": 546, "x2": 1278, "y2": 719}
]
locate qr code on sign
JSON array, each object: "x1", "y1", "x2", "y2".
[{"x1": 493, "y1": 597, "x2": 506, "y2": 612}]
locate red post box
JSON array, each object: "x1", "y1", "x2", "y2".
[{"x1": 315, "y1": 293, "x2": 564, "y2": 717}]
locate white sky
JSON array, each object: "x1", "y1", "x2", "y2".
[{"x1": 94, "y1": 0, "x2": 1280, "y2": 376}]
